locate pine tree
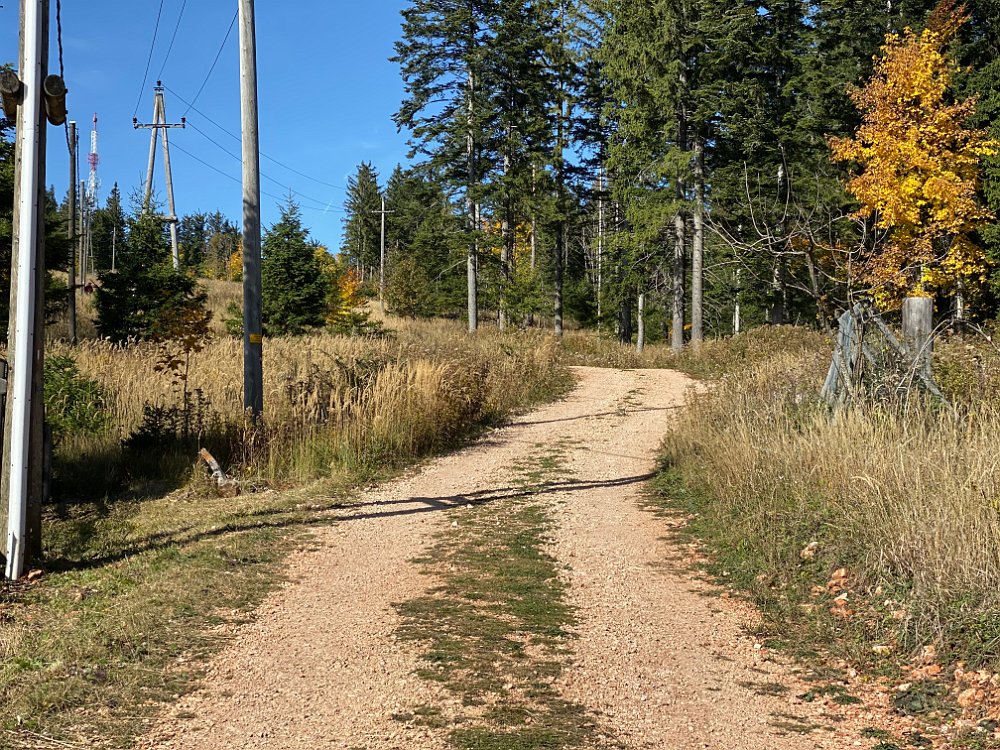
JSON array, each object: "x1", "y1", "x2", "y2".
[
  {"x1": 261, "y1": 201, "x2": 327, "y2": 336},
  {"x1": 90, "y1": 184, "x2": 128, "y2": 271},
  {"x1": 94, "y1": 213, "x2": 206, "y2": 343},
  {"x1": 341, "y1": 162, "x2": 382, "y2": 283},
  {"x1": 537, "y1": 0, "x2": 595, "y2": 336},
  {"x1": 600, "y1": 0, "x2": 691, "y2": 350},
  {"x1": 484, "y1": 1, "x2": 551, "y2": 329}
]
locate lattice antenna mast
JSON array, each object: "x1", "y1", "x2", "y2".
[{"x1": 87, "y1": 112, "x2": 100, "y2": 208}]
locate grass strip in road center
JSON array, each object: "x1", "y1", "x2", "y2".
[{"x1": 395, "y1": 446, "x2": 609, "y2": 750}]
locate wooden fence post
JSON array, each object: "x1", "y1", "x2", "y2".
[{"x1": 902, "y1": 297, "x2": 934, "y2": 376}]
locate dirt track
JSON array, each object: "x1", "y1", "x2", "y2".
[{"x1": 143, "y1": 367, "x2": 855, "y2": 749}]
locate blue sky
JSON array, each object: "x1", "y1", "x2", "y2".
[{"x1": 1, "y1": 1, "x2": 414, "y2": 250}]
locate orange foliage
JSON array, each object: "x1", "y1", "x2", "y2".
[{"x1": 830, "y1": 1, "x2": 998, "y2": 308}]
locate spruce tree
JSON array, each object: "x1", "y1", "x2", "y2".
[
  {"x1": 393, "y1": 0, "x2": 497, "y2": 331},
  {"x1": 94, "y1": 213, "x2": 206, "y2": 343},
  {"x1": 341, "y1": 162, "x2": 382, "y2": 282},
  {"x1": 261, "y1": 201, "x2": 326, "y2": 337},
  {"x1": 90, "y1": 184, "x2": 128, "y2": 271}
]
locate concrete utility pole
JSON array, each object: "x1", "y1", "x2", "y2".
[
  {"x1": 78, "y1": 178, "x2": 85, "y2": 283},
  {"x1": 372, "y1": 196, "x2": 394, "y2": 312},
  {"x1": 134, "y1": 82, "x2": 185, "y2": 269},
  {"x1": 4, "y1": 0, "x2": 62, "y2": 580},
  {"x1": 67, "y1": 121, "x2": 77, "y2": 344},
  {"x1": 240, "y1": 0, "x2": 263, "y2": 419}
]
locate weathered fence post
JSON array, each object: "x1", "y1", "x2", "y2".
[{"x1": 901, "y1": 296, "x2": 934, "y2": 376}]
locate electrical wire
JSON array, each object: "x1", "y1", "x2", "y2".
[
  {"x1": 157, "y1": 0, "x2": 188, "y2": 81},
  {"x1": 185, "y1": 120, "x2": 341, "y2": 209},
  {"x1": 182, "y1": 10, "x2": 238, "y2": 117},
  {"x1": 170, "y1": 142, "x2": 344, "y2": 214},
  {"x1": 133, "y1": 0, "x2": 166, "y2": 119},
  {"x1": 56, "y1": 0, "x2": 73, "y2": 156},
  {"x1": 164, "y1": 84, "x2": 347, "y2": 191}
]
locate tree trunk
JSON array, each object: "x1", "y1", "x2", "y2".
[
  {"x1": 672, "y1": 72, "x2": 687, "y2": 354},
  {"x1": 618, "y1": 296, "x2": 633, "y2": 344},
  {"x1": 465, "y1": 64, "x2": 478, "y2": 333},
  {"x1": 500, "y1": 145, "x2": 512, "y2": 331},
  {"x1": 733, "y1": 268, "x2": 742, "y2": 335},
  {"x1": 553, "y1": 41, "x2": 568, "y2": 338},
  {"x1": 770, "y1": 257, "x2": 786, "y2": 326},
  {"x1": 636, "y1": 292, "x2": 645, "y2": 353},
  {"x1": 672, "y1": 212, "x2": 686, "y2": 353},
  {"x1": 691, "y1": 138, "x2": 705, "y2": 346}
]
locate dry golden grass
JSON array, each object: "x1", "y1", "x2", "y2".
[
  {"x1": 48, "y1": 314, "x2": 570, "y2": 490},
  {"x1": 659, "y1": 328, "x2": 1000, "y2": 666}
]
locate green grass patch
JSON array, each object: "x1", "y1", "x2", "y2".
[
  {"x1": 396, "y1": 448, "x2": 607, "y2": 749},
  {"x1": 0, "y1": 479, "x2": 361, "y2": 748}
]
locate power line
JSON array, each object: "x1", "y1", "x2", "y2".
[
  {"x1": 163, "y1": 84, "x2": 347, "y2": 191},
  {"x1": 170, "y1": 141, "x2": 344, "y2": 214},
  {"x1": 182, "y1": 10, "x2": 237, "y2": 117},
  {"x1": 133, "y1": 0, "x2": 167, "y2": 119},
  {"x1": 157, "y1": 0, "x2": 188, "y2": 80},
  {"x1": 185, "y1": 119, "x2": 341, "y2": 209}
]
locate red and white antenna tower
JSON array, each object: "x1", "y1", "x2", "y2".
[{"x1": 86, "y1": 112, "x2": 100, "y2": 207}]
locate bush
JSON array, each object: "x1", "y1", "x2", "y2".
[
  {"x1": 386, "y1": 256, "x2": 435, "y2": 318},
  {"x1": 44, "y1": 355, "x2": 110, "y2": 441}
]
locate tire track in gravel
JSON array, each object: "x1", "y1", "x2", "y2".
[
  {"x1": 548, "y1": 367, "x2": 855, "y2": 749},
  {"x1": 141, "y1": 367, "x2": 664, "y2": 750},
  {"x1": 142, "y1": 366, "x2": 856, "y2": 750}
]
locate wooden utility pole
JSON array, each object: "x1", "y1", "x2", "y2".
[
  {"x1": 134, "y1": 82, "x2": 184, "y2": 269},
  {"x1": 67, "y1": 120, "x2": 77, "y2": 344},
  {"x1": 240, "y1": 0, "x2": 263, "y2": 419}
]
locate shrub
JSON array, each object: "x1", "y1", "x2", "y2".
[{"x1": 44, "y1": 355, "x2": 110, "y2": 440}]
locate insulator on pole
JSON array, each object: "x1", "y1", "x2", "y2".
[
  {"x1": 0, "y1": 69, "x2": 21, "y2": 120},
  {"x1": 43, "y1": 74, "x2": 67, "y2": 126}
]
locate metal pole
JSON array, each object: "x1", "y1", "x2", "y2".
[
  {"x1": 67, "y1": 121, "x2": 77, "y2": 344},
  {"x1": 380, "y1": 195, "x2": 386, "y2": 311},
  {"x1": 158, "y1": 90, "x2": 181, "y2": 269},
  {"x1": 5, "y1": 0, "x2": 45, "y2": 580},
  {"x1": 240, "y1": 0, "x2": 263, "y2": 419}
]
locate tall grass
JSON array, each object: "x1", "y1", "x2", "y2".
[
  {"x1": 658, "y1": 327, "x2": 1000, "y2": 667},
  {"x1": 47, "y1": 317, "x2": 570, "y2": 497}
]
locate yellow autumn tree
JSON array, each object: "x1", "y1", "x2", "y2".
[
  {"x1": 830, "y1": 1, "x2": 998, "y2": 308},
  {"x1": 226, "y1": 249, "x2": 242, "y2": 282}
]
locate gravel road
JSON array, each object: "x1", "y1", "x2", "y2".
[{"x1": 142, "y1": 366, "x2": 855, "y2": 749}]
